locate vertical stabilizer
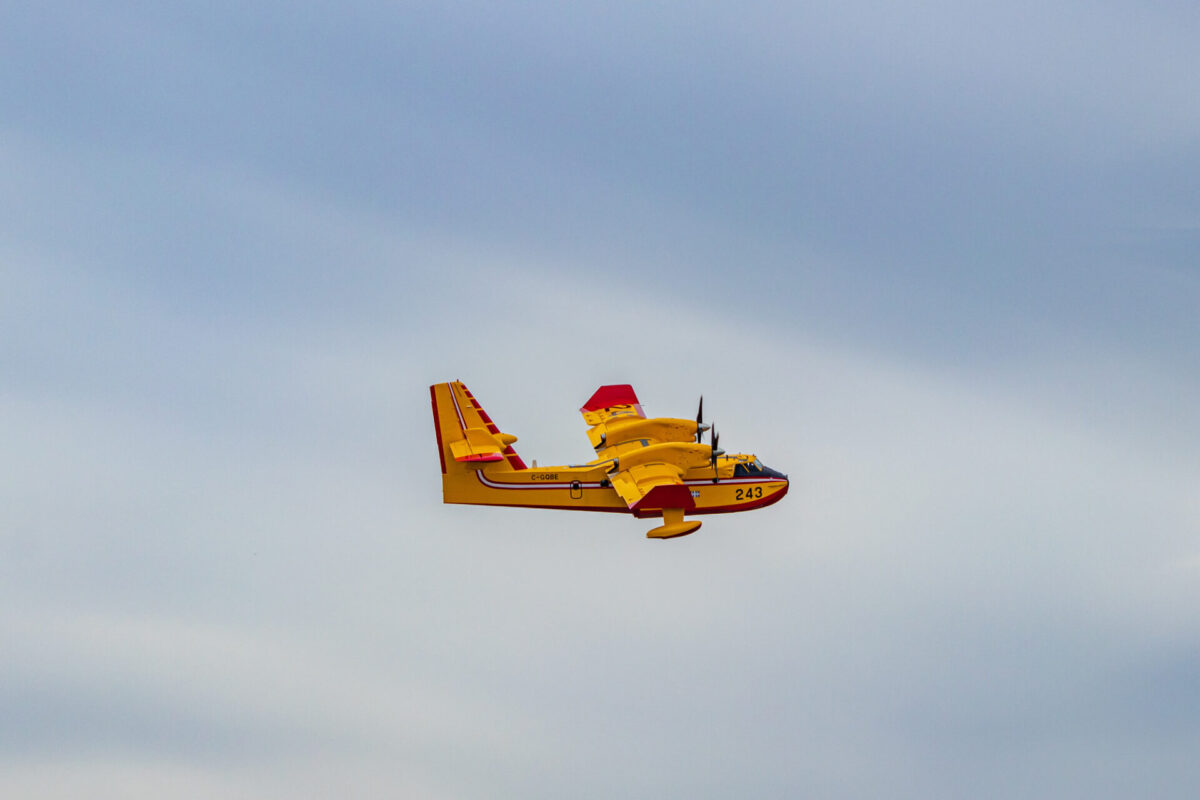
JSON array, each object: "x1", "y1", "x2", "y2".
[{"x1": 430, "y1": 382, "x2": 526, "y2": 504}]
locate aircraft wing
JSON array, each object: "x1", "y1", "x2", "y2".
[
  {"x1": 605, "y1": 440, "x2": 714, "y2": 514},
  {"x1": 579, "y1": 384, "x2": 645, "y2": 426},
  {"x1": 609, "y1": 462, "x2": 695, "y2": 514},
  {"x1": 580, "y1": 384, "x2": 712, "y2": 514},
  {"x1": 580, "y1": 384, "x2": 703, "y2": 460}
]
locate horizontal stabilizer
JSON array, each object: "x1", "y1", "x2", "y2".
[
  {"x1": 449, "y1": 425, "x2": 519, "y2": 465},
  {"x1": 455, "y1": 452, "x2": 505, "y2": 463}
]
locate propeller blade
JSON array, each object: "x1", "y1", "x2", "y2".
[
  {"x1": 696, "y1": 395, "x2": 704, "y2": 443},
  {"x1": 710, "y1": 426, "x2": 721, "y2": 482}
]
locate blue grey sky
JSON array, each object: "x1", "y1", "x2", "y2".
[{"x1": 2, "y1": 2, "x2": 1198, "y2": 797}]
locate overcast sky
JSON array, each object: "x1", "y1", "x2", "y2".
[{"x1": 2, "y1": 2, "x2": 1198, "y2": 797}]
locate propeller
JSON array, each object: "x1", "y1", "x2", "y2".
[
  {"x1": 710, "y1": 425, "x2": 724, "y2": 482},
  {"x1": 695, "y1": 396, "x2": 711, "y2": 443}
]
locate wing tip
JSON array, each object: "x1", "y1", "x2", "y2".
[{"x1": 581, "y1": 384, "x2": 640, "y2": 412}]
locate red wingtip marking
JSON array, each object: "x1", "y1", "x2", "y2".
[{"x1": 581, "y1": 384, "x2": 640, "y2": 412}]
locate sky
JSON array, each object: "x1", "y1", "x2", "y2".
[{"x1": 2, "y1": 1, "x2": 1198, "y2": 797}]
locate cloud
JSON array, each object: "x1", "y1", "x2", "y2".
[
  {"x1": 2, "y1": 2, "x2": 1198, "y2": 798},
  {"x1": 5, "y1": 233, "x2": 1197, "y2": 797}
]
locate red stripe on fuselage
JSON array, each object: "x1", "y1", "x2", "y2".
[
  {"x1": 471, "y1": 470, "x2": 787, "y2": 515},
  {"x1": 634, "y1": 481, "x2": 789, "y2": 517}
]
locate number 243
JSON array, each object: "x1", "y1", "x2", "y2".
[{"x1": 735, "y1": 486, "x2": 763, "y2": 500}]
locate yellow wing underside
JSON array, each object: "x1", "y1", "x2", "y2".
[{"x1": 579, "y1": 385, "x2": 708, "y2": 515}]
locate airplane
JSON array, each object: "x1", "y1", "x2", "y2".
[{"x1": 430, "y1": 380, "x2": 788, "y2": 539}]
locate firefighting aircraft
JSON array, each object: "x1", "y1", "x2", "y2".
[{"x1": 430, "y1": 381, "x2": 788, "y2": 539}]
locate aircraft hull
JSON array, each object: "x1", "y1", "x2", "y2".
[{"x1": 447, "y1": 467, "x2": 788, "y2": 518}]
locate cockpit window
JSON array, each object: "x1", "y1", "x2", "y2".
[{"x1": 734, "y1": 459, "x2": 786, "y2": 479}]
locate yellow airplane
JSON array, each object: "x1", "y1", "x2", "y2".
[{"x1": 430, "y1": 380, "x2": 788, "y2": 539}]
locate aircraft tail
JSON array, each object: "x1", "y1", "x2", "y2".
[{"x1": 430, "y1": 381, "x2": 526, "y2": 483}]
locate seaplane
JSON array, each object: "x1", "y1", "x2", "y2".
[{"x1": 430, "y1": 381, "x2": 788, "y2": 539}]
